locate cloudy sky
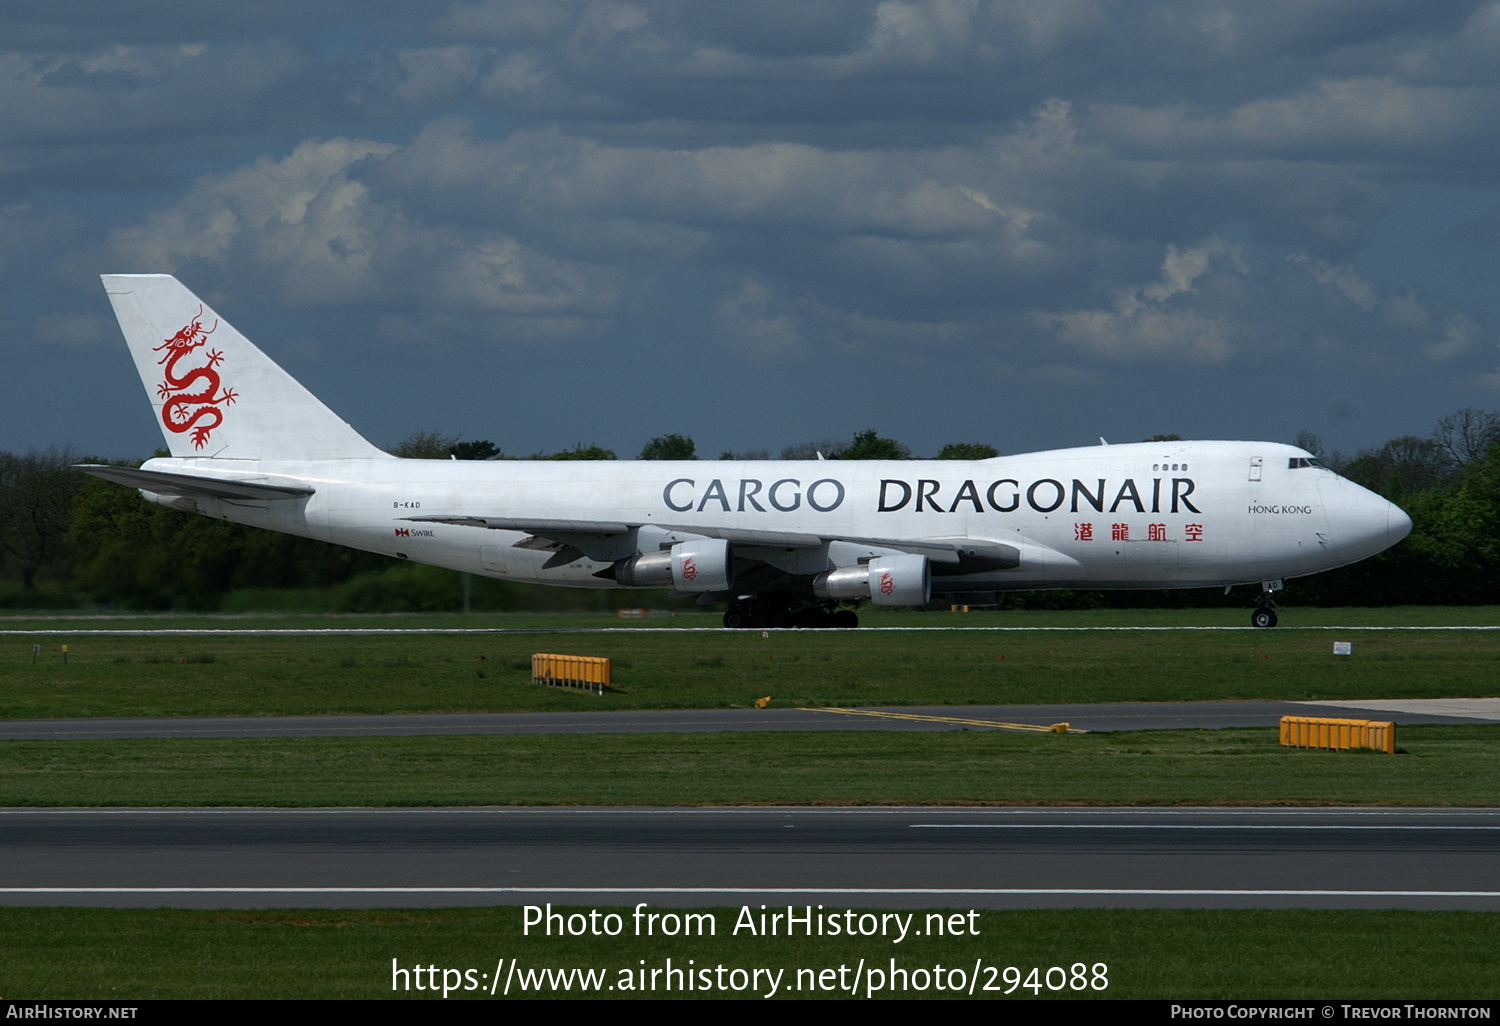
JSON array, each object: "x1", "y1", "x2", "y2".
[{"x1": 6, "y1": 0, "x2": 1500, "y2": 461}]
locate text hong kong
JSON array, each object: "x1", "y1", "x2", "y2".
[{"x1": 661, "y1": 476, "x2": 1203, "y2": 516}]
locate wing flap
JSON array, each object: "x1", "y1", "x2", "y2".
[
  {"x1": 407, "y1": 515, "x2": 633, "y2": 534},
  {"x1": 407, "y1": 513, "x2": 1020, "y2": 572},
  {"x1": 660, "y1": 525, "x2": 824, "y2": 548}
]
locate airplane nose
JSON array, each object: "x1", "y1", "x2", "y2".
[
  {"x1": 1388, "y1": 502, "x2": 1413, "y2": 547},
  {"x1": 1333, "y1": 481, "x2": 1411, "y2": 563}
]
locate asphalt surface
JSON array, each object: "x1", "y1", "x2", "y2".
[
  {"x1": 2, "y1": 699, "x2": 1496, "y2": 740},
  {"x1": 2, "y1": 806, "x2": 1497, "y2": 910},
  {"x1": 4, "y1": 696, "x2": 1495, "y2": 913}
]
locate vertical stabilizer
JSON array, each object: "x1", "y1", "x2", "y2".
[{"x1": 101, "y1": 274, "x2": 389, "y2": 460}]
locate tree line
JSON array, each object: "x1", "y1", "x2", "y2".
[
  {"x1": 2, "y1": 414, "x2": 1497, "y2": 610},
  {"x1": 390, "y1": 428, "x2": 1000, "y2": 463}
]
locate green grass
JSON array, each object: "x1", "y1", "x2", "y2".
[
  {"x1": 4, "y1": 614, "x2": 1500, "y2": 719},
  {"x1": 0, "y1": 726, "x2": 1494, "y2": 807},
  {"x1": 3, "y1": 907, "x2": 1495, "y2": 999}
]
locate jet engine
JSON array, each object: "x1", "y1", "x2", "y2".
[
  {"x1": 612, "y1": 538, "x2": 734, "y2": 592},
  {"x1": 812, "y1": 553, "x2": 931, "y2": 606}
]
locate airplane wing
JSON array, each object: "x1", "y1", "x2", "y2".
[
  {"x1": 408, "y1": 515, "x2": 820, "y2": 547},
  {"x1": 405, "y1": 515, "x2": 1019, "y2": 572},
  {"x1": 76, "y1": 464, "x2": 315, "y2": 501}
]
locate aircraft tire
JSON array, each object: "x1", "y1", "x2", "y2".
[
  {"x1": 723, "y1": 609, "x2": 747, "y2": 629},
  {"x1": 1251, "y1": 608, "x2": 1278, "y2": 629},
  {"x1": 833, "y1": 609, "x2": 859, "y2": 629}
]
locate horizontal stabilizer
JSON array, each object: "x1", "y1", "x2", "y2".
[{"x1": 76, "y1": 464, "x2": 314, "y2": 501}]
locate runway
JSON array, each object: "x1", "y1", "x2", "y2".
[{"x1": 2, "y1": 806, "x2": 1497, "y2": 910}]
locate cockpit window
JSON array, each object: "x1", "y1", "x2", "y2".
[{"x1": 1288, "y1": 457, "x2": 1322, "y2": 469}]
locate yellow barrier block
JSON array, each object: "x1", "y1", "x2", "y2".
[
  {"x1": 532, "y1": 653, "x2": 613, "y2": 695},
  {"x1": 1279, "y1": 716, "x2": 1395, "y2": 755}
]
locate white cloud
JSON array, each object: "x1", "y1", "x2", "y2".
[
  {"x1": 393, "y1": 47, "x2": 488, "y2": 103},
  {"x1": 1424, "y1": 315, "x2": 1481, "y2": 362},
  {"x1": 105, "y1": 137, "x2": 398, "y2": 299},
  {"x1": 34, "y1": 311, "x2": 114, "y2": 350},
  {"x1": 862, "y1": 0, "x2": 979, "y2": 66},
  {"x1": 715, "y1": 278, "x2": 805, "y2": 358},
  {"x1": 101, "y1": 135, "x2": 616, "y2": 329},
  {"x1": 1038, "y1": 241, "x2": 1244, "y2": 365},
  {"x1": 1290, "y1": 253, "x2": 1378, "y2": 311},
  {"x1": 0, "y1": 41, "x2": 306, "y2": 147}
]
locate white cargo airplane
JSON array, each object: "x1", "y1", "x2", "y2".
[{"x1": 81, "y1": 274, "x2": 1412, "y2": 628}]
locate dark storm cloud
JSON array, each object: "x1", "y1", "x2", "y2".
[
  {"x1": 0, "y1": 0, "x2": 430, "y2": 49},
  {"x1": 5, "y1": 0, "x2": 1500, "y2": 459}
]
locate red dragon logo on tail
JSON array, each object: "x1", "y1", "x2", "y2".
[{"x1": 154, "y1": 305, "x2": 237, "y2": 449}]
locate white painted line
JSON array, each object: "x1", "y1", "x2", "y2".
[
  {"x1": 0, "y1": 806, "x2": 1493, "y2": 818},
  {"x1": 911, "y1": 823, "x2": 1500, "y2": 831},
  {"x1": 4, "y1": 625, "x2": 1500, "y2": 636},
  {"x1": 3, "y1": 887, "x2": 1500, "y2": 898}
]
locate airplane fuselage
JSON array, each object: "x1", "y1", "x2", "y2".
[{"x1": 137, "y1": 439, "x2": 1408, "y2": 595}]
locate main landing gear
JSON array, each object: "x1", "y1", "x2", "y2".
[
  {"x1": 722, "y1": 601, "x2": 858, "y2": 629},
  {"x1": 1251, "y1": 580, "x2": 1283, "y2": 629}
]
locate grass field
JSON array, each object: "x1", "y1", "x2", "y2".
[
  {"x1": 1, "y1": 725, "x2": 1496, "y2": 807},
  {"x1": 4, "y1": 608, "x2": 1500, "y2": 719},
  {"x1": 4, "y1": 906, "x2": 1495, "y2": 999}
]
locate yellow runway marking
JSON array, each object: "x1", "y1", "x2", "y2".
[{"x1": 799, "y1": 707, "x2": 1088, "y2": 734}]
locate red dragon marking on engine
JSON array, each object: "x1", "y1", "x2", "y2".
[{"x1": 153, "y1": 305, "x2": 237, "y2": 449}]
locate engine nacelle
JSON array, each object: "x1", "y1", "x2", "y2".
[
  {"x1": 813, "y1": 553, "x2": 931, "y2": 606},
  {"x1": 613, "y1": 538, "x2": 734, "y2": 593},
  {"x1": 671, "y1": 538, "x2": 734, "y2": 592}
]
